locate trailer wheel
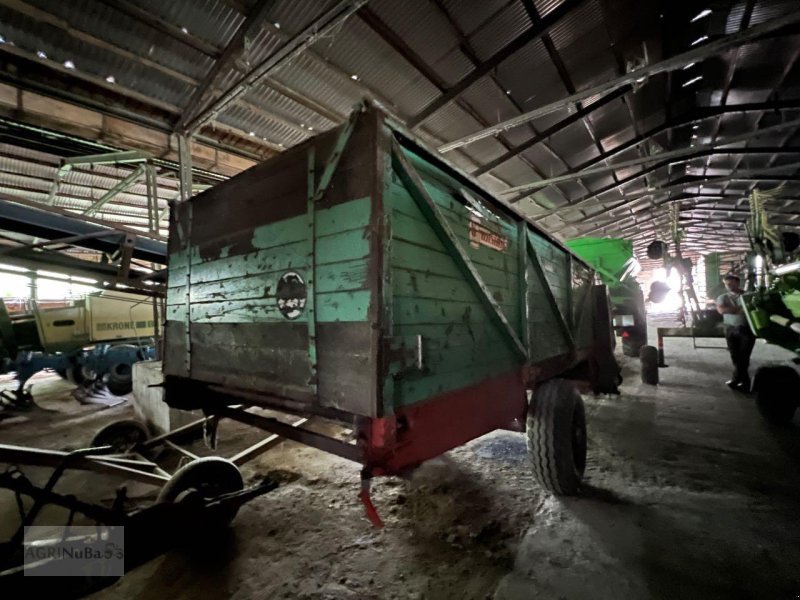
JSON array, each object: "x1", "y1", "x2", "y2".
[
  {"x1": 106, "y1": 362, "x2": 133, "y2": 396},
  {"x1": 622, "y1": 332, "x2": 645, "y2": 358},
  {"x1": 91, "y1": 419, "x2": 149, "y2": 453},
  {"x1": 527, "y1": 379, "x2": 586, "y2": 495},
  {"x1": 640, "y1": 345, "x2": 659, "y2": 385},
  {"x1": 754, "y1": 366, "x2": 799, "y2": 425},
  {"x1": 157, "y1": 457, "x2": 244, "y2": 525}
]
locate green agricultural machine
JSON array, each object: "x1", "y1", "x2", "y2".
[
  {"x1": 566, "y1": 237, "x2": 647, "y2": 357},
  {"x1": 160, "y1": 100, "x2": 621, "y2": 513},
  {"x1": 739, "y1": 188, "x2": 800, "y2": 424},
  {"x1": 0, "y1": 291, "x2": 157, "y2": 407}
]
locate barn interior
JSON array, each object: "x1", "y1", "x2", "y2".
[{"x1": 0, "y1": 1, "x2": 799, "y2": 598}]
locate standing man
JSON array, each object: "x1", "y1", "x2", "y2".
[{"x1": 716, "y1": 273, "x2": 756, "y2": 392}]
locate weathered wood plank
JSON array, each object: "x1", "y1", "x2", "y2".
[
  {"x1": 317, "y1": 321, "x2": 374, "y2": 415},
  {"x1": 527, "y1": 234, "x2": 574, "y2": 353},
  {"x1": 393, "y1": 268, "x2": 517, "y2": 309},
  {"x1": 191, "y1": 322, "x2": 307, "y2": 349},
  {"x1": 393, "y1": 296, "x2": 518, "y2": 326},
  {"x1": 391, "y1": 209, "x2": 519, "y2": 275},
  {"x1": 316, "y1": 228, "x2": 370, "y2": 266},
  {"x1": 181, "y1": 289, "x2": 371, "y2": 324},
  {"x1": 392, "y1": 239, "x2": 516, "y2": 290}
]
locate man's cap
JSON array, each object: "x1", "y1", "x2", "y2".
[{"x1": 723, "y1": 272, "x2": 741, "y2": 281}]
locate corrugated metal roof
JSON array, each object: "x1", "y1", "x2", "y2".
[
  {"x1": 132, "y1": 0, "x2": 242, "y2": 48},
  {"x1": 468, "y1": 1, "x2": 531, "y2": 61},
  {"x1": 0, "y1": 0, "x2": 797, "y2": 256},
  {"x1": 310, "y1": 14, "x2": 441, "y2": 117},
  {"x1": 268, "y1": 0, "x2": 342, "y2": 35},
  {"x1": 535, "y1": 0, "x2": 569, "y2": 18}
]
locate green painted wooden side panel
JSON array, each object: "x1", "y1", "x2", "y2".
[
  {"x1": 164, "y1": 111, "x2": 603, "y2": 420},
  {"x1": 166, "y1": 290, "x2": 371, "y2": 324},
  {"x1": 387, "y1": 151, "x2": 524, "y2": 409},
  {"x1": 526, "y1": 229, "x2": 573, "y2": 362},
  {"x1": 529, "y1": 233, "x2": 570, "y2": 322},
  {"x1": 571, "y1": 262, "x2": 595, "y2": 349},
  {"x1": 526, "y1": 259, "x2": 571, "y2": 362},
  {"x1": 165, "y1": 197, "x2": 372, "y2": 325},
  {"x1": 384, "y1": 147, "x2": 591, "y2": 410}
]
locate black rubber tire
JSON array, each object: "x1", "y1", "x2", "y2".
[
  {"x1": 157, "y1": 457, "x2": 244, "y2": 525},
  {"x1": 640, "y1": 345, "x2": 659, "y2": 385},
  {"x1": 526, "y1": 378, "x2": 587, "y2": 495},
  {"x1": 754, "y1": 365, "x2": 799, "y2": 425},
  {"x1": 91, "y1": 418, "x2": 149, "y2": 453},
  {"x1": 622, "y1": 336, "x2": 644, "y2": 358},
  {"x1": 65, "y1": 365, "x2": 87, "y2": 385},
  {"x1": 106, "y1": 362, "x2": 133, "y2": 396}
]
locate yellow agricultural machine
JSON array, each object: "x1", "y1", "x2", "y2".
[{"x1": 0, "y1": 291, "x2": 157, "y2": 408}]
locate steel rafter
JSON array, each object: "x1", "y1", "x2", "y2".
[
  {"x1": 407, "y1": 0, "x2": 586, "y2": 128},
  {"x1": 438, "y1": 11, "x2": 800, "y2": 153}
]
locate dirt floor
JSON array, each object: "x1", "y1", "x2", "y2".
[{"x1": 1, "y1": 334, "x2": 799, "y2": 600}]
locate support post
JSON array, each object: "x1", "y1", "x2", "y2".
[
  {"x1": 517, "y1": 221, "x2": 530, "y2": 352},
  {"x1": 306, "y1": 147, "x2": 318, "y2": 391},
  {"x1": 657, "y1": 328, "x2": 667, "y2": 367},
  {"x1": 301, "y1": 112, "x2": 358, "y2": 392},
  {"x1": 178, "y1": 134, "x2": 193, "y2": 203},
  {"x1": 145, "y1": 164, "x2": 159, "y2": 234}
]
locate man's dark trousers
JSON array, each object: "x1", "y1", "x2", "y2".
[{"x1": 725, "y1": 325, "x2": 756, "y2": 388}]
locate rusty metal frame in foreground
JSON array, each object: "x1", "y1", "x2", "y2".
[{"x1": 0, "y1": 408, "x2": 316, "y2": 489}]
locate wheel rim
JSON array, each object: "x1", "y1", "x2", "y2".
[
  {"x1": 174, "y1": 479, "x2": 228, "y2": 503},
  {"x1": 94, "y1": 422, "x2": 147, "y2": 452},
  {"x1": 158, "y1": 459, "x2": 244, "y2": 507}
]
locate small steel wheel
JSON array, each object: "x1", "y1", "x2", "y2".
[
  {"x1": 157, "y1": 457, "x2": 244, "y2": 525},
  {"x1": 91, "y1": 418, "x2": 149, "y2": 453}
]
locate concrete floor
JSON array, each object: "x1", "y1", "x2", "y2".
[{"x1": 1, "y1": 335, "x2": 799, "y2": 599}]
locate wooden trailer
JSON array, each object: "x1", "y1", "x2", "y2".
[{"x1": 162, "y1": 101, "x2": 620, "y2": 510}]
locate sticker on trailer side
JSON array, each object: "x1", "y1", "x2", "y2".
[{"x1": 468, "y1": 215, "x2": 508, "y2": 251}]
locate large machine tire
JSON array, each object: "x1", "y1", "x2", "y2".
[
  {"x1": 754, "y1": 366, "x2": 799, "y2": 425},
  {"x1": 640, "y1": 345, "x2": 659, "y2": 385},
  {"x1": 526, "y1": 378, "x2": 587, "y2": 496},
  {"x1": 106, "y1": 362, "x2": 134, "y2": 396},
  {"x1": 158, "y1": 457, "x2": 244, "y2": 525}
]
